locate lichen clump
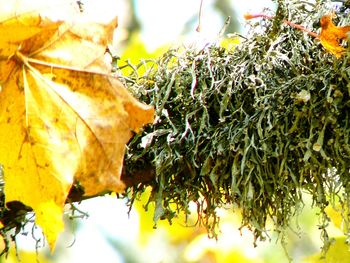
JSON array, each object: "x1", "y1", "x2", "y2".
[{"x1": 123, "y1": 1, "x2": 350, "y2": 247}]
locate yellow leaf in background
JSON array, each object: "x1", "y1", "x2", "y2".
[
  {"x1": 325, "y1": 205, "x2": 345, "y2": 231},
  {"x1": 0, "y1": 0, "x2": 154, "y2": 250},
  {"x1": 220, "y1": 36, "x2": 240, "y2": 52},
  {"x1": 319, "y1": 14, "x2": 350, "y2": 58},
  {"x1": 303, "y1": 236, "x2": 350, "y2": 263},
  {"x1": 119, "y1": 33, "x2": 169, "y2": 76},
  {"x1": 3, "y1": 245, "x2": 51, "y2": 263}
]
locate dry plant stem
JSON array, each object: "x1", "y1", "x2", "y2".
[
  {"x1": 245, "y1": 13, "x2": 319, "y2": 38},
  {"x1": 196, "y1": 0, "x2": 204, "y2": 32}
]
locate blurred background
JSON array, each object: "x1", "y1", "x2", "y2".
[{"x1": 2, "y1": 0, "x2": 348, "y2": 262}]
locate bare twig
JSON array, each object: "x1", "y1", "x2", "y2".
[
  {"x1": 244, "y1": 13, "x2": 319, "y2": 38},
  {"x1": 196, "y1": 0, "x2": 204, "y2": 32}
]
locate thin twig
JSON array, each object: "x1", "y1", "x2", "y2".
[
  {"x1": 196, "y1": 0, "x2": 204, "y2": 32},
  {"x1": 244, "y1": 13, "x2": 319, "y2": 38}
]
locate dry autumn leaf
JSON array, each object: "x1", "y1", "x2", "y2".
[
  {"x1": 320, "y1": 14, "x2": 350, "y2": 58},
  {"x1": 0, "y1": 0, "x2": 154, "y2": 250}
]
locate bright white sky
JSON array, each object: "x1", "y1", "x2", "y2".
[
  {"x1": 75, "y1": 0, "x2": 276, "y2": 50},
  {"x1": 134, "y1": 0, "x2": 276, "y2": 50}
]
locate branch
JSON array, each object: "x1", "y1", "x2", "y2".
[{"x1": 244, "y1": 13, "x2": 319, "y2": 38}]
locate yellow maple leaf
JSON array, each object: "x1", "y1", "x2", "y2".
[
  {"x1": 320, "y1": 14, "x2": 350, "y2": 58},
  {"x1": 0, "y1": 0, "x2": 154, "y2": 250}
]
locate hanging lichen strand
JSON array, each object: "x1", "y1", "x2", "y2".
[{"x1": 122, "y1": 0, "x2": 350, "y2": 248}]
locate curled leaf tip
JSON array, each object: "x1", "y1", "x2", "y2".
[
  {"x1": 244, "y1": 13, "x2": 274, "y2": 20},
  {"x1": 243, "y1": 13, "x2": 255, "y2": 20}
]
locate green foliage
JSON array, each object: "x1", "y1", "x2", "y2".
[{"x1": 122, "y1": 0, "x2": 350, "y2": 251}]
